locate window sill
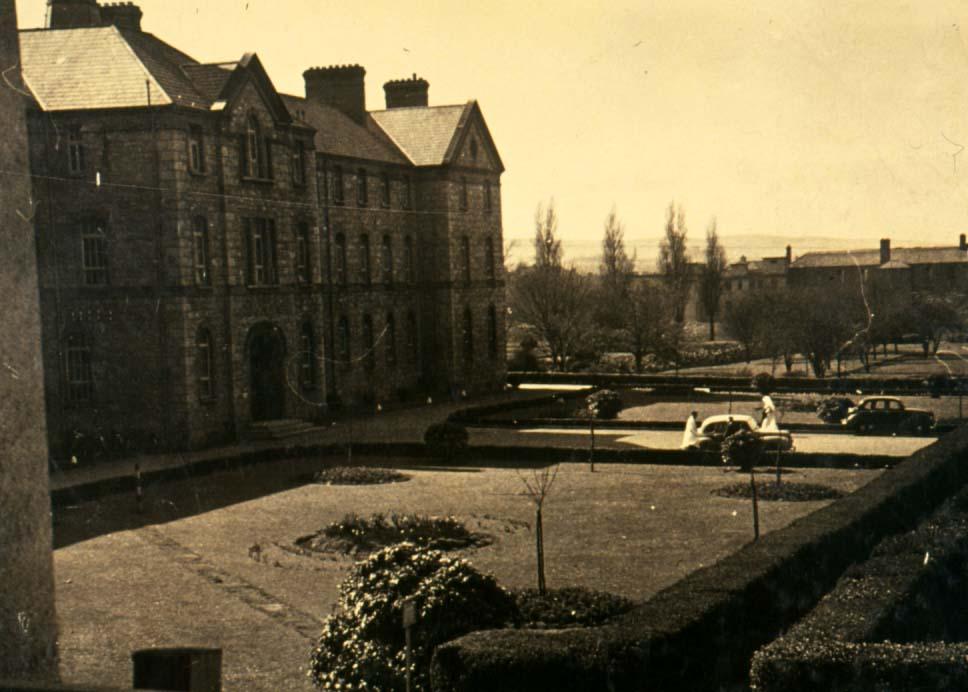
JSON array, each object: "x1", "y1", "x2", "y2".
[
  {"x1": 245, "y1": 284, "x2": 281, "y2": 290},
  {"x1": 242, "y1": 176, "x2": 274, "y2": 185},
  {"x1": 188, "y1": 169, "x2": 207, "y2": 177},
  {"x1": 199, "y1": 396, "x2": 217, "y2": 406}
]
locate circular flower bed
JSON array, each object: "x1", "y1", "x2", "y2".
[
  {"x1": 713, "y1": 481, "x2": 845, "y2": 502},
  {"x1": 312, "y1": 466, "x2": 410, "y2": 485},
  {"x1": 296, "y1": 512, "x2": 488, "y2": 555},
  {"x1": 513, "y1": 587, "x2": 635, "y2": 629}
]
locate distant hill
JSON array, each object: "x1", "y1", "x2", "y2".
[{"x1": 504, "y1": 233, "x2": 925, "y2": 271}]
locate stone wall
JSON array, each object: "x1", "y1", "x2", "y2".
[{"x1": 0, "y1": 0, "x2": 58, "y2": 679}]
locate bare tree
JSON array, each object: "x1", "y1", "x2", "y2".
[
  {"x1": 699, "y1": 219, "x2": 727, "y2": 340},
  {"x1": 534, "y1": 200, "x2": 562, "y2": 269},
  {"x1": 658, "y1": 202, "x2": 691, "y2": 323},
  {"x1": 510, "y1": 202, "x2": 595, "y2": 370},
  {"x1": 517, "y1": 464, "x2": 560, "y2": 594}
]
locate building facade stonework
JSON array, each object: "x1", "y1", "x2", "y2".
[{"x1": 23, "y1": 0, "x2": 507, "y2": 453}]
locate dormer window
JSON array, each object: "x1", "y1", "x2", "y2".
[
  {"x1": 402, "y1": 176, "x2": 413, "y2": 210},
  {"x1": 332, "y1": 166, "x2": 345, "y2": 204},
  {"x1": 356, "y1": 168, "x2": 368, "y2": 206},
  {"x1": 188, "y1": 125, "x2": 205, "y2": 174},
  {"x1": 380, "y1": 172, "x2": 391, "y2": 207},
  {"x1": 68, "y1": 128, "x2": 85, "y2": 175},
  {"x1": 242, "y1": 115, "x2": 270, "y2": 179},
  {"x1": 291, "y1": 140, "x2": 306, "y2": 186}
]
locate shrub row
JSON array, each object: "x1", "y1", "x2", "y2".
[
  {"x1": 430, "y1": 427, "x2": 968, "y2": 692},
  {"x1": 750, "y1": 485, "x2": 968, "y2": 691}
]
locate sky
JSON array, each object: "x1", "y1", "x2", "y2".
[{"x1": 16, "y1": 0, "x2": 968, "y2": 267}]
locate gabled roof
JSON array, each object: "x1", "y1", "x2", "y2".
[
  {"x1": 19, "y1": 27, "x2": 291, "y2": 121},
  {"x1": 792, "y1": 246, "x2": 968, "y2": 269},
  {"x1": 19, "y1": 26, "x2": 174, "y2": 110},
  {"x1": 369, "y1": 103, "x2": 467, "y2": 166},
  {"x1": 280, "y1": 94, "x2": 408, "y2": 164}
]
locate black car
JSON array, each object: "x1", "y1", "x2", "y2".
[{"x1": 841, "y1": 396, "x2": 934, "y2": 435}]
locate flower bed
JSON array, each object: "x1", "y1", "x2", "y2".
[
  {"x1": 296, "y1": 512, "x2": 487, "y2": 555},
  {"x1": 713, "y1": 481, "x2": 845, "y2": 502},
  {"x1": 312, "y1": 466, "x2": 410, "y2": 485}
]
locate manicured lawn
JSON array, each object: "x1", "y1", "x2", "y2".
[{"x1": 53, "y1": 456, "x2": 881, "y2": 691}]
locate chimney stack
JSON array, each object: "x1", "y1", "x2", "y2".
[
  {"x1": 99, "y1": 2, "x2": 142, "y2": 31},
  {"x1": 303, "y1": 65, "x2": 366, "y2": 124},
  {"x1": 48, "y1": 0, "x2": 101, "y2": 28},
  {"x1": 383, "y1": 74, "x2": 429, "y2": 109},
  {"x1": 880, "y1": 238, "x2": 891, "y2": 265},
  {"x1": 960, "y1": 233, "x2": 966, "y2": 251},
  {"x1": 785, "y1": 244, "x2": 792, "y2": 267}
]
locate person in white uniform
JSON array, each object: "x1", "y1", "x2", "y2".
[
  {"x1": 681, "y1": 410, "x2": 700, "y2": 449},
  {"x1": 760, "y1": 394, "x2": 779, "y2": 432}
]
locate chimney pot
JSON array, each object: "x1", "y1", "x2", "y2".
[
  {"x1": 99, "y1": 2, "x2": 142, "y2": 31},
  {"x1": 383, "y1": 75, "x2": 429, "y2": 109},
  {"x1": 303, "y1": 65, "x2": 366, "y2": 123},
  {"x1": 960, "y1": 233, "x2": 966, "y2": 251},
  {"x1": 785, "y1": 244, "x2": 792, "y2": 266},
  {"x1": 880, "y1": 238, "x2": 891, "y2": 265},
  {"x1": 48, "y1": 0, "x2": 101, "y2": 28}
]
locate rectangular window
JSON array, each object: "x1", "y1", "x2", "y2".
[
  {"x1": 357, "y1": 168, "x2": 368, "y2": 206},
  {"x1": 193, "y1": 216, "x2": 211, "y2": 285},
  {"x1": 404, "y1": 236, "x2": 415, "y2": 284},
  {"x1": 385, "y1": 314, "x2": 397, "y2": 367},
  {"x1": 332, "y1": 166, "x2": 344, "y2": 204},
  {"x1": 461, "y1": 236, "x2": 471, "y2": 285},
  {"x1": 188, "y1": 126, "x2": 205, "y2": 174},
  {"x1": 196, "y1": 329, "x2": 214, "y2": 400},
  {"x1": 244, "y1": 218, "x2": 278, "y2": 285},
  {"x1": 362, "y1": 314, "x2": 375, "y2": 371},
  {"x1": 334, "y1": 233, "x2": 347, "y2": 286},
  {"x1": 291, "y1": 141, "x2": 306, "y2": 186},
  {"x1": 460, "y1": 177, "x2": 468, "y2": 211},
  {"x1": 65, "y1": 333, "x2": 93, "y2": 404},
  {"x1": 337, "y1": 316, "x2": 351, "y2": 364},
  {"x1": 402, "y1": 176, "x2": 412, "y2": 210},
  {"x1": 68, "y1": 128, "x2": 85, "y2": 175},
  {"x1": 484, "y1": 180, "x2": 492, "y2": 213},
  {"x1": 295, "y1": 222, "x2": 311, "y2": 283},
  {"x1": 300, "y1": 324, "x2": 316, "y2": 390},
  {"x1": 485, "y1": 237, "x2": 495, "y2": 280},
  {"x1": 359, "y1": 234, "x2": 371, "y2": 285},
  {"x1": 380, "y1": 172, "x2": 391, "y2": 207},
  {"x1": 81, "y1": 219, "x2": 108, "y2": 286},
  {"x1": 382, "y1": 235, "x2": 393, "y2": 285}
]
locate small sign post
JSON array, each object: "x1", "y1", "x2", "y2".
[{"x1": 402, "y1": 598, "x2": 417, "y2": 692}]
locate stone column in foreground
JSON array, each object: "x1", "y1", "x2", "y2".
[{"x1": 0, "y1": 0, "x2": 59, "y2": 680}]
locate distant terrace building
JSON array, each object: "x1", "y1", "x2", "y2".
[
  {"x1": 22, "y1": 0, "x2": 507, "y2": 453},
  {"x1": 788, "y1": 236, "x2": 968, "y2": 290},
  {"x1": 721, "y1": 247, "x2": 791, "y2": 312}
]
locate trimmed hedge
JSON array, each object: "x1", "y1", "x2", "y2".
[
  {"x1": 750, "y1": 485, "x2": 968, "y2": 691},
  {"x1": 430, "y1": 426, "x2": 968, "y2": 692}
]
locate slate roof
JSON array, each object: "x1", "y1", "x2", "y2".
[
  {"x1": 19, "y1": 26, "x2": 173, "y2": 110},
  {"x1": 370, "y1": 104, "x2": 470, "y2": 166},
  {"x1": 792, "y1": 246, "x2": 968, "y2": 269},
  {"x1": 279, "y1": 94, "x2": 409, "y2": 164},
  {"x1": 725, "y1": 257, "x2": 788, "y2": 277}
]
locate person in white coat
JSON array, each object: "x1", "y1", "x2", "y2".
[
  {"x1": 681, "y1": 410, "x2": 700, "y2": 449},
  {"x1": 760, "y1": 394, "x2": 779, "y2": 432}
]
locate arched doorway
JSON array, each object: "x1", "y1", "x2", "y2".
[{"x1": 248, "y1": 322, "x2": 286, "y2": 421}]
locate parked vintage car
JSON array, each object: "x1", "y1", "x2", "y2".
[
  {"x1": 687, "y1": 414, "x2": 795, "y2": 452},
  {"x1": 841, "y1": 396, "x2": 934, "y2": 435}
]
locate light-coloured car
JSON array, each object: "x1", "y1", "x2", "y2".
[{"x1": 689, "y1": 414, "x2": 795, "y2": 452}]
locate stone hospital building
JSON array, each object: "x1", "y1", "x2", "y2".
[{"x1": 21, "y1": 0, "x2": 507, "y2": 453}]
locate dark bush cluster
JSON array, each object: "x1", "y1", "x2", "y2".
[
  {"x1": 816, "y1": 396, "x2": 855, "y2": 423},
  {"x1": 298, "y1": 512, "x2": 482, "y2": 554},
  {"x1": 720, "y1": 429, "x2": 763, "y2": 471},
  {"x1": 309, "y1": 543, "x2": 517, "y2": 691},
  {"x1": 713, "y1": 481, "x2": 845, "y2": 502},
  {"x1": 751, "y1": 372, "x2": 776, "y2": 394},
  {"x1": 585, "y1": 389, "x2": 623, "y2": 420},
  {"x1": 312, "y1": 466, "x2": 410, "y2": 485},
  {"x1": 424, "y1": 422, "x2": 469, "y2": 462},
  {"x1": 513, "y1": 587, "x2": 635, "y2": 629}
]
